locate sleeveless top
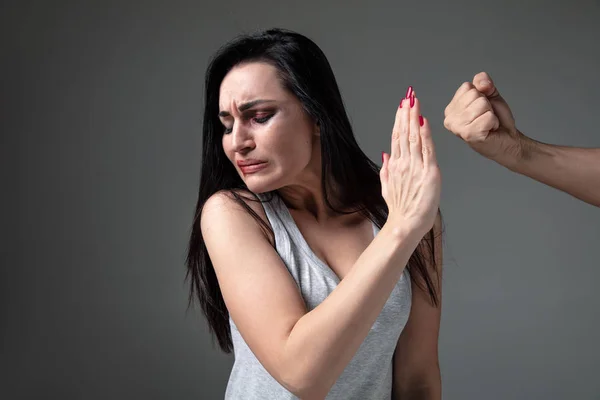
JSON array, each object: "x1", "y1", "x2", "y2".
[{"x1": 224, "y1": 192, "x2": 412, "y2": 399}]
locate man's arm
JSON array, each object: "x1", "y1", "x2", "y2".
[
  {"x1": 502, "y1": 135, "x2": 600, "y2": 207},
  {"x1": 443, "y1": 71, "x2": 600, "y2": 208}
]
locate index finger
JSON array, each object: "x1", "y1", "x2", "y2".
[
  {"x1": 445, "y1": 82, "x2": 475, "y2": 116},
  {"x1": 390, "y1": 97, "x2": 410, "y2": 159},
  {"x1": 419, "y1": 117, "x2": 438, "y2": 168},
  {"x1": 454, "y1": 81, "x2": 474, "y2": 99}
]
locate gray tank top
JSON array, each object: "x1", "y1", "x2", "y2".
[{"x1": 224, "y1": 192, "x2": 412, "y2": 399}]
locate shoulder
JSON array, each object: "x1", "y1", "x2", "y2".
[{"x1": 201, "y1": 189, "x2": 273, "y2": 244}]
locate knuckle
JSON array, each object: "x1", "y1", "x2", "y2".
[
  {"x1": 481, "y1": 111, "x2": 496, "y2": 129},
  {"x1": 467, "y1": 87, "x2": 481, "y2": 99},
  {"x1": 443, "y1": 104, "x2": 451, "y2": 117},
  {"x1": 401, "y1": 121, "x2": 409, "y2": 134},
  {"x1": 474, "y1": 96, "x2": 490, "y2": 108},
  {"x1": 481, "y1": 109, "x2": 494, "y2": 120},
  {"x1": 467, "y1": 108, "x2": 479, "y2": 122},
  {"x1": 398, "y1": 158, "x2": 410, "y2": 170},
  {"x1": 461, "y1": 82, "x2": 473, "y2": 91},
  {"x1": 443, "y1": 117, "x2": 452, "y2": 130},
  {"x1": 458, "y1": 126, "x2": 469, "y2": 138}
]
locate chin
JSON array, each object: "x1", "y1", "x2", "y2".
[{"x1": 242, "y1": 174, "x2": 282, "y2": 195}]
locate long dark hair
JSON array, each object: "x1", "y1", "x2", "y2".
[{"x1": 186, "y1": 28, "x2": 442, "y2": 353}]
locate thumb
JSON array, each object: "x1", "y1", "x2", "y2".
[
  {"x1": 380, "y1": 152, "x2": 389, "y2": 176},
  {"x1": 379, "y1": 152, "x2": 389, "y2": 197},
  {"x1": 472, "y1": 71, "x2": 499, "y2": 98}
]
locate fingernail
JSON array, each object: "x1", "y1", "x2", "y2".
[
  {"x1": 419, "y1": 115, "x2": 424, "y2": 126},
  {"x1": 410, "y1": 95, "x2": 415, "y2": 108},
  {"x1": 381, "y1": 151, "x2": 385, "y2": 163},
  {"x1": 399, "y1": 99, "x2": 403, "y2": 108},
  {"x1": 480, "y1": 79, "x2": 491, "y2": 86},
  {"x1": 405, "y1": 86, "x2": 413, "y2": 99}
]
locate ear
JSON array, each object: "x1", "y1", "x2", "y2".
[{"x1": 314, "y1": 122, "x2": 321, "y2": 137}]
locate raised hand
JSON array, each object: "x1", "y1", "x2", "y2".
[{"x1": 380, "y1": 86, "x2": 441, "y2": 237}]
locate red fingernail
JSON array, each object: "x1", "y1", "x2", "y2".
[
  {"x1": 405, "y1": 86, "x2": 413, "y2": 99},
  {"x1": 419, "y1": 115, "x2": 424, "y2": 126},
  {"x1": 381, "y1": 151, "x2": 385, "y2": 162},
  {"x1": 410, "y1": 95, "x2": 415, "y2": 108},
  {"x1": 399, "y1": 99, "x2": 403, "y2": 108}
]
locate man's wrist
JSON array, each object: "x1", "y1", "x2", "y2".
[{"x1": 495, "y1": 130, "x2": 536, "y2": 172}]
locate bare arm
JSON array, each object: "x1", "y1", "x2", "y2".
[
  {"x1": 392, "y1": 212, "x2": 443, "y2": 400},
  {"x1": 501, "y1": 134, "x2": 600, "y2": 207},
  {"x1": 444, "y1": 72, "x2": 600, "y2": 208},
  {"x1": 202, "y1": 192, "x2": 424, "y2": 399}
]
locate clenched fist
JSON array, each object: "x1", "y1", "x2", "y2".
[{"x1": 443, "y1": 72, "x2": 525, "y2": 164}]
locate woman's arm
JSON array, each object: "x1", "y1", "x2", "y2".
[
  {"x1": 392, "y1": 212, "x2": 443, "y2": 400},
  {"x1": 202, "y1": 191, "x2": 425, "y2": 399}
]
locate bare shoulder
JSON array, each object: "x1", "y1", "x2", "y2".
[
  {"x1": 201, "y1": 189, "x2": 273, "y2": 244},
  {"x1": 201, "y1": 189, "x2": 268, "y2": 224}
]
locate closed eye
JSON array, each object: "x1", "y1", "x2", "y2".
[
  {"x1": 252, "y1": 114, "x2": 273, "y2": 124},
  {"x1": 222, "y1": 113, "x2": 274, "y2": 135}
]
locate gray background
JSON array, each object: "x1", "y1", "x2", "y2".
[{"x1": 3, "y1": 0, "x2": 599, "y2": 399}]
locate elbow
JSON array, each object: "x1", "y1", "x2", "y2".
[
  {"x1": 280, "y1": 371, "x2": 331, "y2": 399},
  {"x1": 276, "y1": 334, "x2": 335, "y2": 398},
  {"x1": 278, "y1": 362, "x2": 332, "y2": 399}
]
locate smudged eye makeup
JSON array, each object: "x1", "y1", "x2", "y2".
[{"x1": 222, "y1": 111, "x2": 275, "y2": 134}]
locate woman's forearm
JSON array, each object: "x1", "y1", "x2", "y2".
[
  {"x1": 281, "y1": 221, "x2": 423, "y2": 398},
  {"x1": 498, "y1": 132, "x2": 600, "y2": 207}
]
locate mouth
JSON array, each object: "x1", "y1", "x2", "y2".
[{"x1": 237, "y1": 160, "x2": 268, "y2": 175}]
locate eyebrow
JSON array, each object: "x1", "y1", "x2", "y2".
[{"x1": 218, "y1": 99, "x2": 276, "y2": 117}]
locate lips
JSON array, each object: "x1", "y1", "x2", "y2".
[
  {"x1": 236, "y1": 159, "x2": 268, "y2": 175},
  {"x1": 236, "y1": 159, "x2": 266, "y2": 167}
]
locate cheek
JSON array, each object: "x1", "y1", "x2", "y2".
[
  {"x1": 278, "y1": 135, "x2": 314, "y2": 168},
  {"x1": 259, "y1": 115, "x2": 315, "y2": 165}
]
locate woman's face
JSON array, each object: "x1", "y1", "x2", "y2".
[{"x1": 218, "y1": 62, "x2": 320, "y2": 194}]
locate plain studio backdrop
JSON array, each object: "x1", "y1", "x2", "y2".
[{"x1": 2, "y1": 0, "x2": 600, "y2": 399}]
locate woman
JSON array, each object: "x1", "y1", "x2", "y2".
[{"x1": 187, "y1": 28, "x2": 443, "y2": 399}]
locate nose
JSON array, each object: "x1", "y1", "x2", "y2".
[{"x1": 230, "y1": 122, "x2": 255, "y2": 154}]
